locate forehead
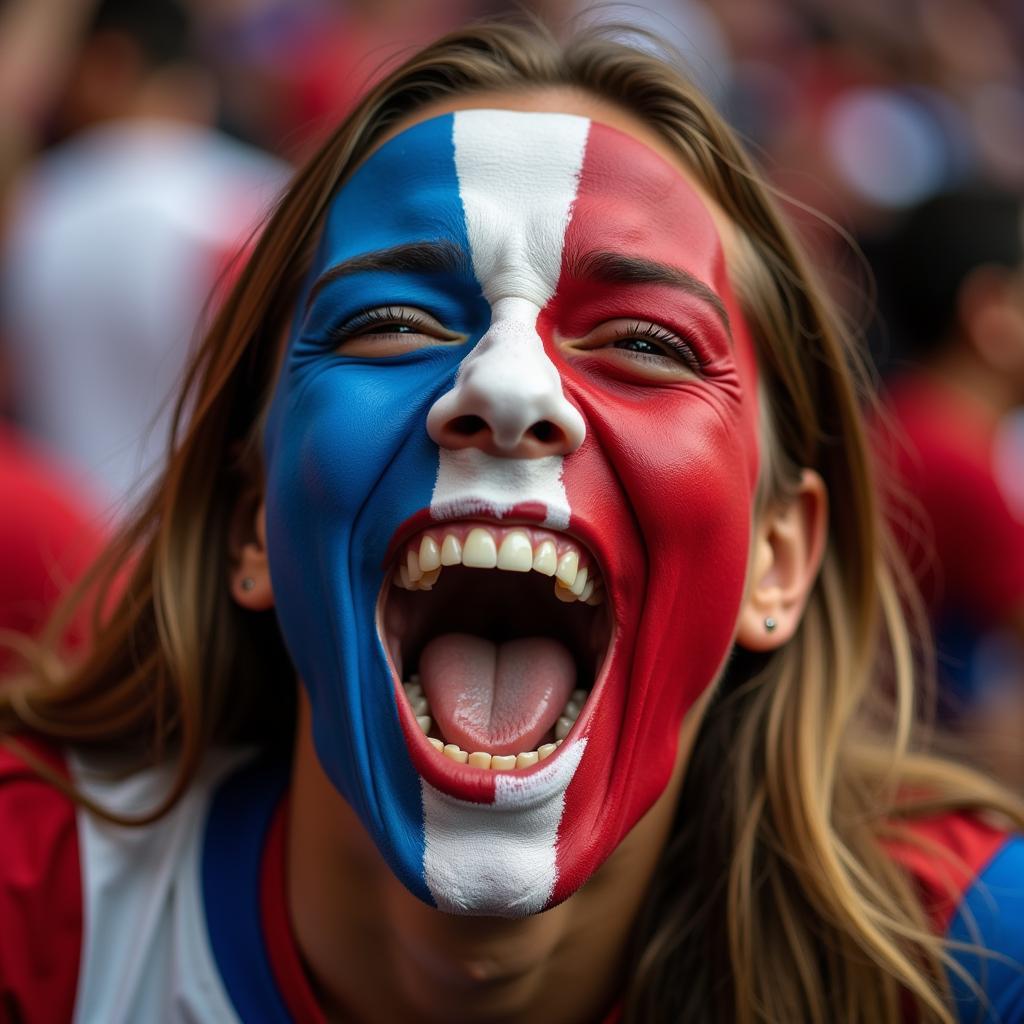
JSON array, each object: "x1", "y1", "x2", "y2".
[{"x1": 315, "y1": 109, "x2": 728, "y2": 294}]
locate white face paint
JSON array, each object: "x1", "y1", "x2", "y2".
[
  {"x1": 421, "y1": 739, "x2": 587, "y2": 914},
  {"x1": 427, "y1": 111, "x2": 588, "y2": 531},
  {"x1": 420, "y1": 110, "x2": 592, "y2": 911}
]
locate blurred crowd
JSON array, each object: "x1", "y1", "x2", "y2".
[{"x1": 0, "y1": 0, "x2": 1022, "y2": 785}]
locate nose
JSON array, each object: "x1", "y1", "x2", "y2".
[{"x1": 426, "y1": 306, "x2": 585, "y2": 459}]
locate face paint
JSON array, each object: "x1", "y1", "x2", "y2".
[{"x1": 263, "y1": 109, "x2": 760, "y2": 916}]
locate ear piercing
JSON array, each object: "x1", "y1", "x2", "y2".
[
  {"x1": 764, "y1": 616, "x2": 777, "y2": 633},
  {"x1": 241, "y1": 577, "x2": 256, "y2": 592}
]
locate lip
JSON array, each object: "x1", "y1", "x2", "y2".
[{"x1": 377, "y1": 505, "x2": 616, "y2": 802}]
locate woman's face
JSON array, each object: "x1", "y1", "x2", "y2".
[{"x1": 262, "y1": 91, "x2": 761, "y2": 915}]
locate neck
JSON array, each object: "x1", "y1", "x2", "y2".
[{"x1": 286, "y1": 693, "x2": 689, "y2": 1024}]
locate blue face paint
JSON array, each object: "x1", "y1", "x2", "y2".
[{"x1": 264, "y1": 115, "x2": 489, "y2": 902}]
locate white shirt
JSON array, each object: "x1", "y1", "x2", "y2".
[{"x1": 2, "y1": 119, "x2": 287, "y2": 514}]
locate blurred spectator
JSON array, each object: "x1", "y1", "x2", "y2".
[
  {"x1": 196, "y1": 0, "x2": 475, "y2": 160},
  {"x1": 714, "y1": 0, "x2": 1023, "y2": 272},
  {"x1": 567, "y1": 0, "x2": 733, "y2": 107},
  {"x1": 0, "y1": 0, "x2": 100, "y2": 210},
  {"x1": 0, "y1": 0, "x2": 287, "y2": 513},
  {"x1": 875, "y1": 186, "x2": 1024, "y2": 787},
  {"x1": 0, "y1": 424, "x2": 106, "y2": 677}
]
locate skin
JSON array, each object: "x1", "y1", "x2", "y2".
[{"x1": 231, "y1": 88, "x2": 828, "y2": 1022}]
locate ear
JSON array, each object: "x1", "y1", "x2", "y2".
[
  {"x1": 735, "y1": 469, "x2": 828, "y2": 651},
  {"x1": 228, "y1": 487, "x2": 275, "y2": 611}
]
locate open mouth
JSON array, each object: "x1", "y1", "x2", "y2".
[{"x1": 379, "y1": 522, "x2": 613, "y2": 773}]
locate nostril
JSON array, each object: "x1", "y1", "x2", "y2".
[
  {"x1": 449, "y1": 414, "x2": 488, "y2": 438},
  {"x1": 529, "y1": 420, "x2": 560, "y2": 444}
]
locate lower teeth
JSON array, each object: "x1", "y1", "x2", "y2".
[
  {"x1": 407, "y1": 677, "x2": 582, "y2": 770},
  {"x1": 425, "y1": 737, "x2": 563, "y2": 770}
]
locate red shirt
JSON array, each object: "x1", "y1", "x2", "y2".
[
  {"x1": 879, "y1": 375, "x2": 1024, "y2": 626},
  {"x1": 0, "y1": 426, "x2": 106, "y2": 675}
]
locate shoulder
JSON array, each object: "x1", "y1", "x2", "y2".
[
  {"x1": 0, "y1": 737, "x2": 83, "y2": 1024},
  {"x1": 0, "y1": 741, "x2": 299, "y2": 1023},
  {"x1": 68, "y1": 746, "x2": 289, "y2": 1023},
  {"x1": 201, "y1": 753, "x2": 317, "y2": 1023},
  {"x1": 892, "y1": 812, "x2": 1024, "y2": 1022}
]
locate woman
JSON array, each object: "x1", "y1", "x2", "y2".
[{"x1": 2, "y1": 20, "x2": 1022, "y2": 1024}]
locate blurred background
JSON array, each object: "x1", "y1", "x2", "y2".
[{"x1": 0, "y1": 0, "x2": 1021, "y2": 784}]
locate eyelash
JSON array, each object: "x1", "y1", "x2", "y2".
[
  {"x1": 611, "y1": 321, "x2": 703, "y2": 373},
  {"x1": 331, "y1": 306, "x2": 430, "y2": 343},
  {"x1": 330, "y1": 307, "x2": 703, "y2": 374}
]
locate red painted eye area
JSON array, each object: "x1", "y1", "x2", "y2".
[
  {"x1": 561, "y1": 318, "x2": 703, "y2": 381},
  {"x1": 612, "y1": 321, "x2": 698, "y2": 363}
]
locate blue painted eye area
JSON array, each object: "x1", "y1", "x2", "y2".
[{"x1": 329, "y1": 305, "x2": 465, "y2": 357}]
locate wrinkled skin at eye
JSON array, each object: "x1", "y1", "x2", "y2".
[{"x1": 262, "y1": 108, "x2": 759, "y2": 916}]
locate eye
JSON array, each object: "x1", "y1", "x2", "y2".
[
  {"x1": 331, "y1": 305, "x2": 463, "y2": 357},
  {"x1": 568, "y1": 319, "x2": 704, "y2": 378},
  {"x1": 612, "y1": 323, "x2": 699, "y2": 365}
]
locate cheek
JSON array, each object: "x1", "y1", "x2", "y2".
[
  {"x1": 572, "y1": 374, "x2": 757, "y2": 559},
  {"x1": 267, "y1": 361, "x2": 439, "y2": 525},
  {"x1": 562, "y1": 374, "x2": 758, "y2": 713},
  {"x1": 551, "y1": 383, "x2": 757, "y2": 901},
  {"x1": 279, "y1": 383, "x2": 379, "y2": 515},
  {"x1": 628, "y1": 399, "x2": 754, "y2": 556},
  {"x1": 639, "y1": 408, "x2": 754, "y2": 697},
  {"x1": 263, "y1": 360, "x2": 452, "y2": 625},
  {"x1": 596, "y1": 392, "x2": 755, "y2": 614}
]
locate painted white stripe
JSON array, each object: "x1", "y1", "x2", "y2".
[
  {"x1": 429, "y1": 111, "x2": 589, "y2": 529},
  {"x1": 422, "y1": 112, "x2": 590, "y2": 913},
  {"x1": 431, "y1": 448, "x2": 570, "y2": 530},
  {"x1": 70, "y1": 750, "x2": 249, "y2": 1024},
  {"x1": 421, "y1": 739, "x2": 586, "y2": 916},
  {"x1": 453, "y1": 109, "x2": 589, "y2": 306}
]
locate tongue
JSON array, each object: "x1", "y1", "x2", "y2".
[{"x1": 418, "y1": 633, "x2": 576, "y2": 757}]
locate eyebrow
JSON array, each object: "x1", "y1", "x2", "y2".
[
  {"x1": 305, "y1": 239, "x2": 470, "y2": 309},
  {"x1": 570, "y1": 250, "x2": 730, "y2": 332}
]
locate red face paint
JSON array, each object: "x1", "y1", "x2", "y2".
[{"x1": 541, "y1": 122, "x2": 760, "y2": 897}]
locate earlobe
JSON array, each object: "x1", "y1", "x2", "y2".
[
  {"x1": 735, "y1": 469, "x2": 828, "y2": 652},
  {"x1": 228, "y1": 499, "x2": 275, "y2": 611}
]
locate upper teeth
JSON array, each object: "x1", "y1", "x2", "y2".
[{"x1": 393, "y1": 525, "x2": 604, "y2": 604}]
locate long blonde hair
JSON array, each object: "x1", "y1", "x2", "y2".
[{"x1": 3, "y1": 19, "x2": 1021, "y2": 1024}]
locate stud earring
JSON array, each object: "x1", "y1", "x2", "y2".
[
  {"x1": 764, "y1": 616, "x2": 777, "y2": 633},
  {"x1": 241, "y1": 577, "x2": 256, "y2": 592}
]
